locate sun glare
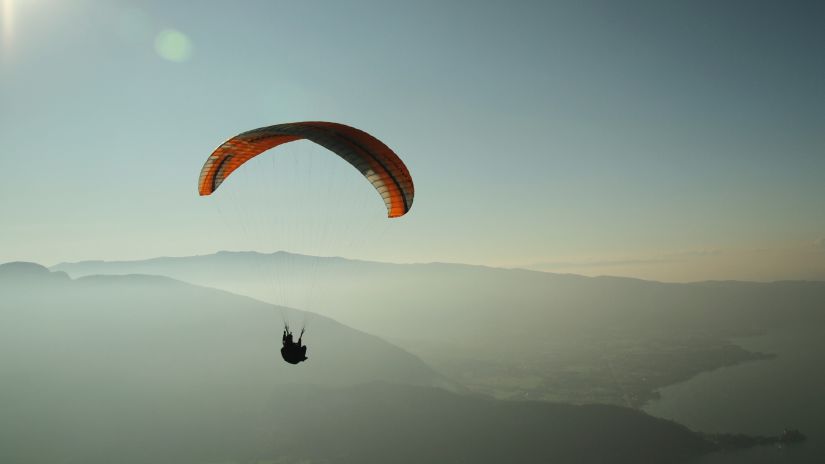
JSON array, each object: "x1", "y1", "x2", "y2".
[{"x1": 1, "y1": 0, "x2": 13, "y2": 55}]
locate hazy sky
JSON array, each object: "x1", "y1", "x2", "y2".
[{"x1": 1, "y1": 0, "x2": 823, "y2": 281}]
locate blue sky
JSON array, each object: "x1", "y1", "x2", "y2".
[{"x1": 1, "y1": 0, "x2": 823, "y2": 281}]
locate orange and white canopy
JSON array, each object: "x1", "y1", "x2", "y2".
[{"x1": 198, "y1": 122, "x2": 414, "y2": 218}]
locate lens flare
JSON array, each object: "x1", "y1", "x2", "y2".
[{"x1": 154, "y1": 28, "x2": 192, "y2": 62}]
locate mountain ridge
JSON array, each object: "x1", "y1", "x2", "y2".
[
  {"x1": 1, "y1": 261, "x2": 452, "y2": 391},
  {"x1": 48, "y1": 251, "x2": 825, "y2": 406},
  {"x1": 51, "y1": 250, "x2": 825, "y2": 285}
]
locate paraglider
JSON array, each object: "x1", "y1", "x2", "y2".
[
  {"x1": 281, "y1": 326, "x2": 308, "y2": 365},
  {"x1": 198, "y1": 121, "x2": 414, "y2": 218},
  {"x1": 198, "y1": 122, "x2": 414, "y2": 365}
]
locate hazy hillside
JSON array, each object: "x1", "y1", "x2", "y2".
[
  {"x1": 52, "y1": 252, "x2": 825, "y2": 405},
  {"x1": 53, "y1": 252, "x2": 825, "y2": 342},
  {"x1": 1, "y1": 261, "x2": 730, "y2": 463},
  {"x1": 0, "y1": 261, "x2": 447, "y2": 394},
  {"x1": 245, "y1": 382, "x2": 717, "y2": 464}
]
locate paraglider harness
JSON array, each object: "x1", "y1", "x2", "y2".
[{"x1": 281, "y1": 325, "x2": 308, "y2": 365}]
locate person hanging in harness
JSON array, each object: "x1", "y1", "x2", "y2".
[{"x1": 281, "y1": 325, "x2": 308, "y2": 365}]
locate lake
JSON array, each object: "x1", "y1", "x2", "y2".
[{"x1": 643, "y1": 327, "x2": 825, "y2": 463}]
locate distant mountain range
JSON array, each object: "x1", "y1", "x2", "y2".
[
  {"x1": 52, "y1": 251, "x2": 825, "y2": 343},
  {"x1": 0, "y1": 261, "x2": 790, "y2": 463},
  {"x1": 51, "y1": 251, "x2": 825, "y2": 405},
  {"x1": 1, "y1": 261, "x2": 448, "y2": 391}
]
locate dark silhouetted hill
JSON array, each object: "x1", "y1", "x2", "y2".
[{"x1": 250, "y1": 382, "x2": 716, "y2": 464}]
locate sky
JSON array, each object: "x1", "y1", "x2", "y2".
[{"x1": 1, "y1": 0, "x2": 823, "y2": 282}]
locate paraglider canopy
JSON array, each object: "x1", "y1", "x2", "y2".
[{"x1": 198, "y1": 121, "x2": 414, "y2": 218}]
